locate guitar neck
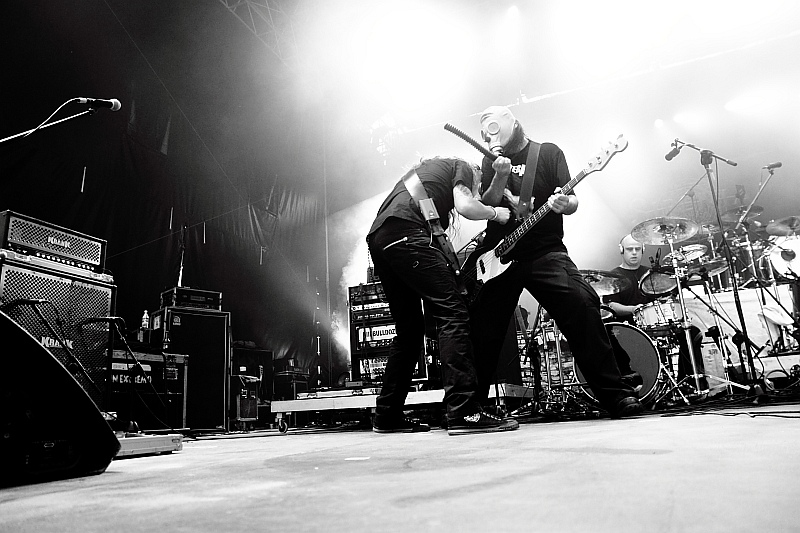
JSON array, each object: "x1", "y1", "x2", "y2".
[{"x1": 496, "y1": 170, "x2": 588, "y2": 256}]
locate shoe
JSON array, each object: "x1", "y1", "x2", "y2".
[
  {"x1": 610, "y1": 396, "x2": 644, "y2": 419},
  {"x1": 373, "y1": 415, "x2": 430, "y2": 433},
  {"x1": 447, "y1": 410, "x2": 519, "y2": 435},
  {"x1": 621, "y1": 372, "x2": 644, "y2": 392}
]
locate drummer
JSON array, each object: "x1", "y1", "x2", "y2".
[
  {"x1": 605, "y1": 233, "x2": 707, "y2": 392},
  {"x1": 604, "y1": 234, "x2": 656, "y2": 323}
]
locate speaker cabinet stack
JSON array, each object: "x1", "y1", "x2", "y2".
[
  {"x1": 151, "y1": 305, "x2": 230, "y2": 432},
  {"x1": 0, "y1": 211, "x2": 115, "y2": 410}
]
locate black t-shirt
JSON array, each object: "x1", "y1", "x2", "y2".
[
  {"x1": 480, "y1": 141, "x2": 571, "y2": 261},
  {"x1": 604, "y1": 265, "x2": 655, "y2": 306},
  {"x1": 368, "y1": 158, "x2": 474, "y2": 236}
]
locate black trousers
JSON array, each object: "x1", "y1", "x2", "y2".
[
  {"x1": 367, "y1": 219, "x2": 482, "y2": 418},
  {"x1": 470, "y1": 251, "x2": 636, "y2": 411}
]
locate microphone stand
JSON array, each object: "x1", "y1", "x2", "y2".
[
  {"x1": 0, "y1": 109, "x2": 97, "y2": 144},
  {"x1": 671, "y1": 140, "x2": 758, "y2": 389}
]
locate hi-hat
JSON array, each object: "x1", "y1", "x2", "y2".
[
  {"x1": 631, "y1": 217, "x2": 700, "y2": 245},
  {"x1": 579, "y1": 270, "x2": 631, "y2": 297},
  {"x1": 720, "y1": 205, "x2": 763, "y2": 223},
  {"x1": 766, "y1": 216, "x2": 800, "y2": 236}
]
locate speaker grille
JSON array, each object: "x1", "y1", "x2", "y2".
[{"x1": 0, "y1": 261, "x2": 115, "y2": 408}]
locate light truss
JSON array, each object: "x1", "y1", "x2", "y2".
[{"x1": 218, "y1": 0, "x2": 300, "y2": 68}]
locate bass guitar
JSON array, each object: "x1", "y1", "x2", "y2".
[{"x1": 463, "y1": 135, "x2": 629, "y2": 293}]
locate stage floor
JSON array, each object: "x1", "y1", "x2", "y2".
[{"x1": 1, "y1": 394, "x2": 799, "y2": 533}]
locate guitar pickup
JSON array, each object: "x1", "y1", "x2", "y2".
[{"x1": 478, "y1": 259, "x2": 486, "y2": 275}]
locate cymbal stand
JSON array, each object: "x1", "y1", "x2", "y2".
[{"x1": 662, "y1": 232, "x2": 704, "y2": 393}]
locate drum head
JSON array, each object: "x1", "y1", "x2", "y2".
[
  {"x1": 639, "y1": 269, "x2": 677, "y2": 296},
  {"x1": 575, "y1": 322, "x2": 660, "y2": 404}
]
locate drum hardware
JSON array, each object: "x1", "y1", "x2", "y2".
[{"x1": 631, "y1": 215, "x2": 705, "y2": 392}]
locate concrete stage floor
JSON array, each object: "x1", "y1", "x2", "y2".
[{"x1": 1, "y1": 396, "x2": 799, "y2": 533}]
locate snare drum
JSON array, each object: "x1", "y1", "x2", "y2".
[
  {"x1": 633, "y1": 298, "x2": 683, "y2": 337},
  {"x1": 575, "y1": 322, "x2": 660, "y2": 403}
]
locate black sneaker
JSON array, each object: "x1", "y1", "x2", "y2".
[
  {"x1": 621, "y1": 372, "x2": 644, "y2": 392},
  {"x1": 447, "y1": 410, "x2": 519, "y2": 435},
  {"x1": 373, "y1": 415, "x2": 430, "y2": 433},
  {"x1": 609, "y1": 396, "x2": 644, "y2": 419}
]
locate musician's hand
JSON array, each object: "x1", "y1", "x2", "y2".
[
  {"x1": 502, "y1": 189, "x2": 521, "y2": 217},
  {"x1": 548, "y1": 187, "x2": 573, "y2": 214},
  {"x1": 492, "y1": 156, "x2": 511, "y2": 178},
  {"x1": 493, "y1": 206, "x2": 512, "y2": 225}
]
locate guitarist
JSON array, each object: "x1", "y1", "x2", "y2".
[
  {"x1": 468, "y1": 106, "x2": 644, "y2": 418},
  {"x1": 367, "y1": 157, "x2": 520, "y2": 435}
]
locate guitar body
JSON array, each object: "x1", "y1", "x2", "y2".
[{"x1": 473, "y1": 244, "x2": 512, "y2": 284}]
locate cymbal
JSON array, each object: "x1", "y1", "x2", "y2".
[
  {"x1": 689, "y1": 257, "x2": 729, "y2": 277},
  {"x1": 662, "y1": 244, "x2": 707, "y2": 265},
  {"x1": 698, "y1": 224, "x2": 721, "y2": 236},
  {"x1": 720, "y1": 205, "x2": 763, "y2": 223},
  {"x1": 579, "y1": 270, "x2": 631, "y2": 297},
  {"x1": 766, "y1": 216, "x2": 800, "y2": 236},
  {"x1": 631, "y1": 217, "x2": 700, "y2": 245}
]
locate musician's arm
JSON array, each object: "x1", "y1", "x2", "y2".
[
  {"x1": 481, "y1": 156, "x2": 512, "y2": 206},
  {"x1": 453, "y1": 183, "x2": 510, "y2": 224}
]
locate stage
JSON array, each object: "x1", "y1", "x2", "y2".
[{"x1": 1, "y1": 396, "x2": 798, "y2": 533}]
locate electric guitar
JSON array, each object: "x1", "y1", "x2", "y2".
[{"x1": 464, "y1": 135, "x2": 629, "y2": 292}]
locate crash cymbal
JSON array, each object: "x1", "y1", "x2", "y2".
[
  {"x1": 631, "y1": 217, "x2": 700, "y2": 245},
  {"x1": 720, "y1": 205, "x2": 763, "y2": 223},
  {"x1": 579, "y1": 270, "x2": 631, "y2": 297},
  {"x1": 688, "y1": 257, "x2": 729, "y2": 277},
  {"x1": 766, "y1": 216, "x2": 800, "y2": 236},
  {"x1": 662, "y1": 244, "x2": 707, "y2": 265},
  {"x1": 639, "y1": 268, "x2": 678, "y2": 296}
]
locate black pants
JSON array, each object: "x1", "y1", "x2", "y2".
[
  {"x1": 367, "y1": 219, "x2": 482, "y2": 418},
  {"x1": 470, "y1": 251, "x2": 636, "y2": 411}
]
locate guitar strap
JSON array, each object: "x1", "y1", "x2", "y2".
[
  {"x1": 517, "y1": 140, "x2": 541, "y2": 221},
  {"x1": 402, "y1": 169, "x2": 464, "y2": 281}
]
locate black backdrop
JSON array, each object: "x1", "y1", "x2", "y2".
[{"x1": 0, "y1": 1, "x2": 340, "y2": 383}]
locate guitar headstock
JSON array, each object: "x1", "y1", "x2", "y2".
[{"x1": 585, "y1": 134, "x2": 628, "y2": 174}]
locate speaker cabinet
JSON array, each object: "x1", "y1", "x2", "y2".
[
  {"x1": 0, "y1": 258, "x2": 115, "y2": 409},
  {"x1": 151, "y1": 307, "x2": 230, "y2": 432},
  {"x1": 0, "y1": 310, "x2": 120, "y2": 486}
]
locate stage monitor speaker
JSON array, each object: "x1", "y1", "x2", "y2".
[
  {"x1": 0, "y1": 258, "x2": 115, "y2": 409},
  {"x1": 0, "y1": 310, "x2": 120, "y2": 486},
  {"x1": 151, "y1": 307, "x2": 230, "y2": 432}
]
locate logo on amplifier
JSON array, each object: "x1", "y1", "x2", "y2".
[
  {"x1": 41, "y1": 336, "x2": 74, "y2": 350},
  {"x1": 47, "y1": 236, "x2": 71, "y2": 249}
]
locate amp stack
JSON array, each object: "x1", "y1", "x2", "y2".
[
  {"x1": 148, "y1": 286, "x2": 231, "y2": 432},
  {"x1": 348, "y1": 282, "x2": 431, "y2": 385},
  {"x1": 0, "y1": 210, "x2": 116, "y2": 408}
]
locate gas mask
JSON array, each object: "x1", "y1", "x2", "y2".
[{"x1": 479, "y1": 106, "x2": 517, "y2": 156}]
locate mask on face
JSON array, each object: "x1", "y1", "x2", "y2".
[{"x1": 480, "y1": 106, "x2": 517, "y2": 155}]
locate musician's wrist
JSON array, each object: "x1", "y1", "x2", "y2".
[{"x1": 489, "y1": 206, "x2": 498, "y2": 221}]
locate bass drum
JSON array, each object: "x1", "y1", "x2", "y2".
[
  {"x1": 769, "y1": 236, "x2": 800, "y2": 280},
  {"x1": 575, "y1": 322, "x2": 660, "y2": 404}
]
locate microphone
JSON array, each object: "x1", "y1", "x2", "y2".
[
  {"x1": 664, "y1": 145, "x2": 681, "y2": 161},
  {"x1": 76, "y1": 97, "x2": 121, "y2": 111},
  {"x1": 762, "y1": 162, "x2": 782, "y2": 170}
]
